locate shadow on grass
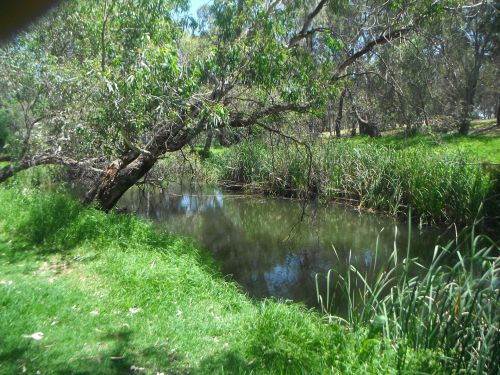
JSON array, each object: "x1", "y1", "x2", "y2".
[
  {"x1": 0, "y1": 189, "x2": 181, "y2": 258},
  {"x1": 195, "y1": 349, "x2": 250, "y2": 374},
  {"x1": 0, "y1": 328, "x2": 183, "y2": 375},
  {"x1": 61, "y1": 328, "x2": 184, "y2": 374}
]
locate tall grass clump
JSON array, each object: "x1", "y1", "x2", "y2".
[
  {"x1": 316, "y1": 220, "x2": 500, "y2": 374},
  {"x1": 208, "y1": 140, "x2": 312, "y2": 196},
  {"x1": 208, "y1": 139, "x2": 495, "y2": 224}
]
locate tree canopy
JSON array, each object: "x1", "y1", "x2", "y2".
[{"x1": 0, "y1": 0, "x2": 498, "y2": 209}]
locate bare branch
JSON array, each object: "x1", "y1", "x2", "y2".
[{"x1": 288, "y1": 0, "x2": 329, "y2": 47}]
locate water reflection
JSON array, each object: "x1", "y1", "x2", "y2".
[{"x1": 119, "y1": 183, "x2": 451, "y2": 313}]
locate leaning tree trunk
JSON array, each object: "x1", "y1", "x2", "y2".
[
  {"x1": 85, "y1": 151, "x2": 156, "y2": 211},
  {"x1": 85, "y1": 124, "x2": 195, "y2": 211}
]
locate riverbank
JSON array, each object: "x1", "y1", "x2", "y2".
[
  {"x1": 0, "y1": 186, "x2": 440, "y2": 374},
  {"x1": 1, "y1": 186, "x2": 497, "y2": 373},
  {"x1": 200, "y1": 136, "x2": 499, "y2": 226}
]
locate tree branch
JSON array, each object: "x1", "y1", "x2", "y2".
[
  {"x1": 0, "y1": 155, "x2": 105, "y2": 184},
  {"x1": 229, "y1": 102, "x2": 311, "y2": 128},
  {"x1": 288, "y1": 0, "x2": 329, "y2": 47},
  {"x1": 331, "y1": 28, "x2": 412, "y2": 81}
]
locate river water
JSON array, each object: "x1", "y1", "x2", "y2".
[{"x1": 118, "y1": 182, "x2": 452, "y2": 313}]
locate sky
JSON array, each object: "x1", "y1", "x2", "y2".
[{"x1": 188, "y1": 0, "x2": 209, "y2": 17}]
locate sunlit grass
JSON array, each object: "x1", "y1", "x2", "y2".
[{"x1": 357, "y1": 133, "x2": 500, "y2": 163}]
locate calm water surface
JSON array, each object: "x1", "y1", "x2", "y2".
[{"x1": 119, "y1": 183, "x2": 452, "y2": 312}]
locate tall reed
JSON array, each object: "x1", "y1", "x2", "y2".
[
  {"x1": 207, "y1": 139, "x2": 495, "y2": 224},
  {"x1": 316, "y1": 219, "x2": 499, "y2": 374}
]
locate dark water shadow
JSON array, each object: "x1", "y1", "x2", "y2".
[{"x1": 118, "y1": 183, "x2": 456, "y2": 314}]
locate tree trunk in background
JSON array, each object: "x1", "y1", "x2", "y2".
[
  {"x1": 334, "y1": 89, "x2": 346, "y2": 138},
  {"x1": 458, "y1": 37, "x2": 485, "y2": 135},
  {"x1": 201, "y1": 129, "x2": 214, "y2": 157},
  {"x1": 354, "y1": 107, "x2": 380, "y2": 137},
  {"x1": 216, "y1": 129, "x2": 231, "y2": 147},
  {"x1": 458, "y1": 85, "x2": 475, "y2": 135},
  {"x1": 496, "y1": 101, "x2": 499, "y2": 126},
  {"x1": 458, "y1": 117, "x2": 471, "y2": 135}
]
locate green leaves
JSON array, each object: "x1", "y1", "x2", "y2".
[{"x1": 324, "y1": 34, "x2": 345, "y2": 53}]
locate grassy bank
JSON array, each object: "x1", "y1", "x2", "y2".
[
  {"x1": 0, "y1": 186, "x2": 446, "y2": 374},
  {"x1": 203, "y1": 139, "x2": 498, "y2": 225},
  {"x1": 354, "y1": 133, "x2": 500, "y2": 164}
]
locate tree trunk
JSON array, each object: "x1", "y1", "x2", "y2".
[
  {"x1": 201, "y1": 130, "x2": 213, "y2": 158},
  {"x1": 496, "y1": 101, "x2": 499, "y2": 126},
  {"x1": 458, "y1": 117, "x2": 471, "y2": 135},
  {"x1": 84, "y1": 149, "x2": 158, "y2": 211},
  {"x1": 216, "y1": 129, "x2": 231, "y2": 147},
  {"x1": 458, "y1": 46, "x2": 483, "y2": 135},
  {"x1": 0, "y1": 164, "x2": 16, "y2": 183},
  {"x1": 458, "y1": 86, "x2": 475, "y2": 135},
  {"x1": 0, "y1": 155, "x2": 104, "y2": 184},
  {"x1": 354, "y1": 108, "x2": 380, "y2": 137},
  {"x1": 334, "y1": 88, "x2": 346, "y2": 138},
  {"x1": 86, "y1": 123, "x2": 195, "y2": 210}
]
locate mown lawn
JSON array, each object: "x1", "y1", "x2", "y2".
[
  {"x1": 0, "y1": 187, "x2": 440, "y2": 374},
  {"x1": 365, "y1": 133, "x2": 500, "y2": 163},
  {"x1": 321, "y1": 119, "x2": 500, "y2": 163}
]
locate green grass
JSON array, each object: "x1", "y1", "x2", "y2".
[
  {"x1": 354, "y1": 133, "x2": 500, "y2": 164},
  {"x1": 0, "y1": 186, "x2": 443, "y2": 374},
  {"x1": 319, "y1": 119, "x2": 500, "y2": 163}
]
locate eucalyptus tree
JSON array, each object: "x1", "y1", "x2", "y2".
[
  {"x1": 433, "y1": 1, "x2": 499, "y2": 134},
  {"x1": 0, "y1": 0, "x2": 463, "y2": 210}
]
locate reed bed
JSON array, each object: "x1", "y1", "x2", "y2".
[
  {"x1": 207, "y1": 140, "x2": 496, "y2": 224},
  {"x1": 316, "y1": 218, "x2": 499, "y2": 374}
]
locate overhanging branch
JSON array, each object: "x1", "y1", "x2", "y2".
[
  {"x1": 0, "y1": 154, "x2": 105, "y2": 183},
  {"x1": 229, "y1": 102, "x2": 311, "y2": 128}
]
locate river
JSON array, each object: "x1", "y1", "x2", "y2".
[{"x1": 118, "y1": 182, "x2": 452, "y2": 314}]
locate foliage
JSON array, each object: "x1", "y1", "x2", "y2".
[
  {"x1": 1, "y1": 0, "x2": 489, "y2": 206},
  {"x1": 205, "y1": 138, "x2": 495, "y2": 224}
]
